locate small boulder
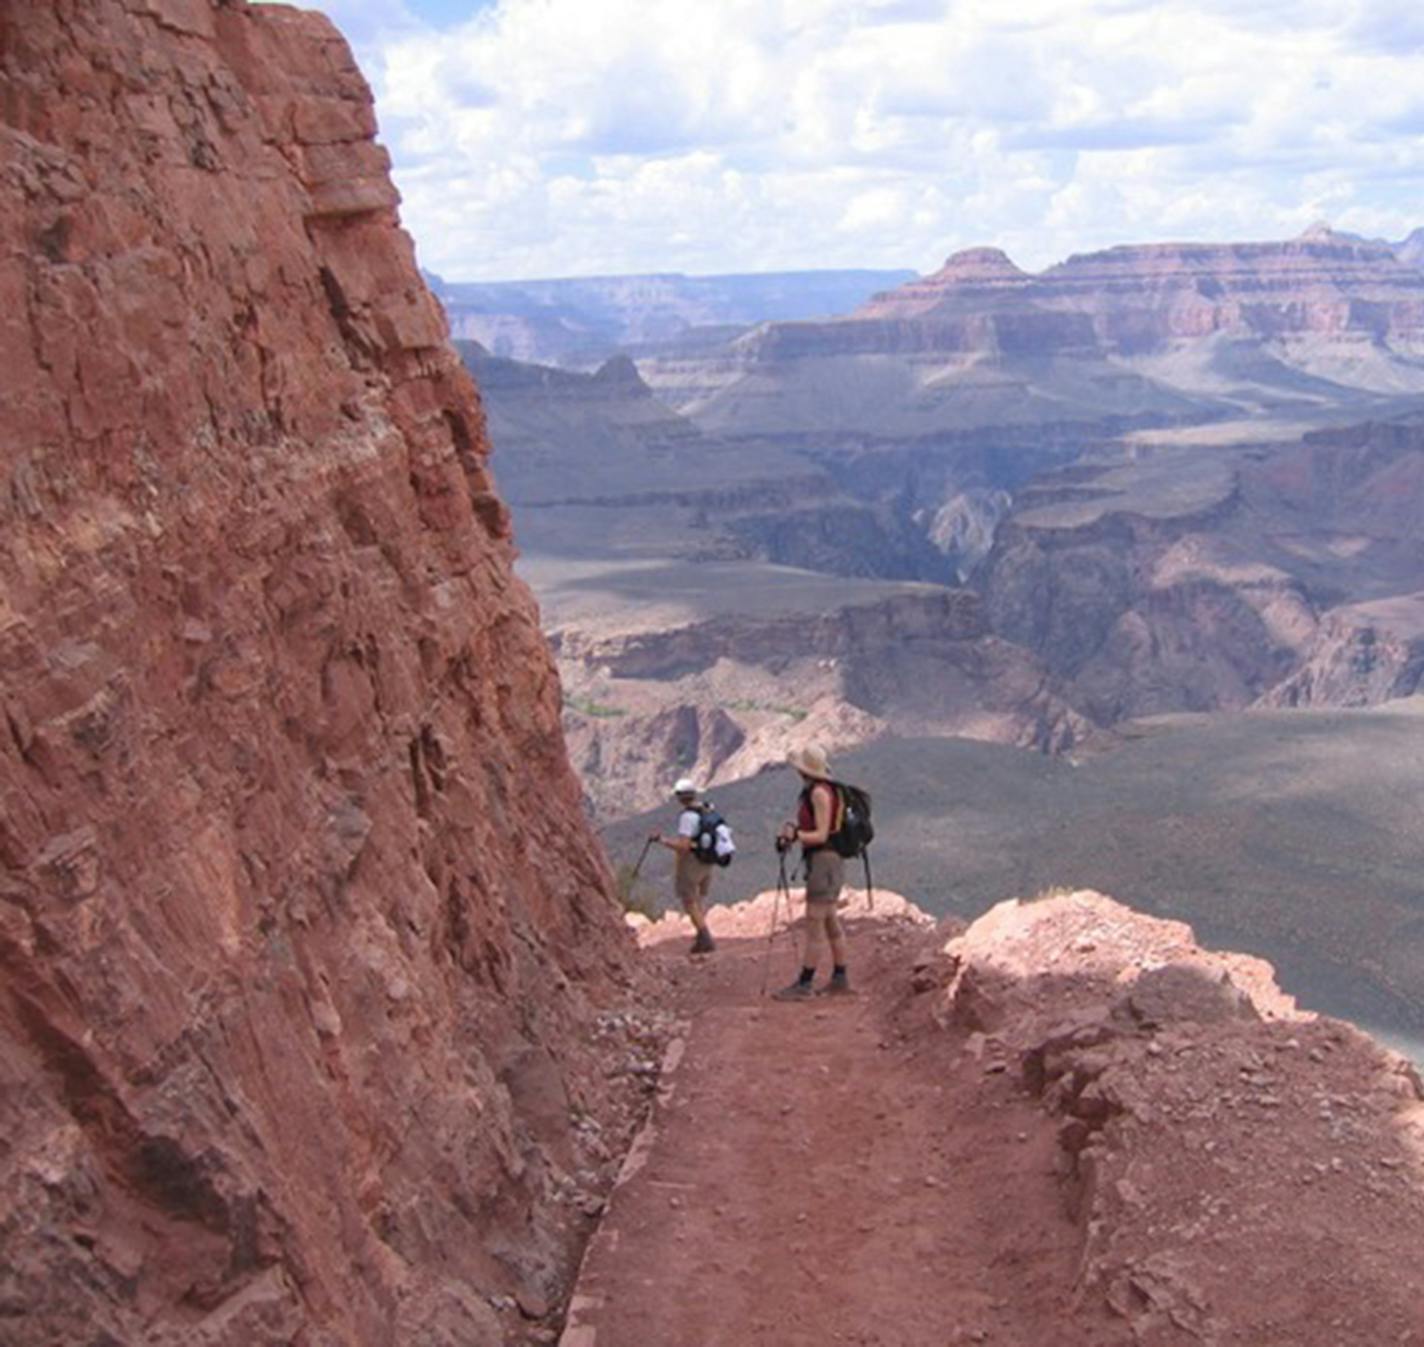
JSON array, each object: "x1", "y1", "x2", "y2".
[{"x1": 1119, "y1": 963, "x2": 1259, "y2": 1031}]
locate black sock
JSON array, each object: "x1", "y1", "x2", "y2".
[
  {"x1": 798, "y1": 966, "x2": 815, "y2": 986},
  {"x1": 833, "y1": 965, "x2": 847, "y2": 979}
]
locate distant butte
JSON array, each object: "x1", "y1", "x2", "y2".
[
  {"x1": 858, "y1": 245, "x2": 1031, "y2": 317},
  {"x1": 933, "y1": 245, "x2": 1031, "y2": 281}
]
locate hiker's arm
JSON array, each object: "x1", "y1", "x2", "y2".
[
  {"x1": 651, "y1": 815, "x2": 696, "y2": 852},
  {"x1": 795, "y1": 784, "x2": 834, "y2": 848}
]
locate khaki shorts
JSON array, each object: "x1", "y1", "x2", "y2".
[
  {"x1": 675, "y1": 858, "x2": 714, "y2": 905},
  {"x1": 803, "y1": 848, "x2": 845, "y2": 906}
]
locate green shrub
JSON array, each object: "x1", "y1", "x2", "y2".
[
  {"x1": 564, "y1": 694, "x2": 628, "y2": 719},
  {"x1": 723, "y1": 698, "x2": 807, "y2": 722}
]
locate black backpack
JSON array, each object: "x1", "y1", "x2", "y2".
[
  {"x1": 830, "y1": 781, "x2": 874, "y2": 859},
  {"x1": 690, "y1": 804, "x2": 735, "y2": 867}
]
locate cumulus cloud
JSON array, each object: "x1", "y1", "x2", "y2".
[{"x1": 326, "y1": 0, "x2": 1424, "y2": 279}]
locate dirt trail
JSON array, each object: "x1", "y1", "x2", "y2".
[{"x1": 561, "y1": 913, "x2": 1127, "y2": 1347}]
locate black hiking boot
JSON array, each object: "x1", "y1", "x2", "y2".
[
  {"x1": 690, "y1": 928, "x2": 716, "y2": 956},
  {"x1": 771, "y1": 979, "x2": 814, "y2": 1001},
  {"x1": 816, "y1": 971, "x2": 855, "y2": 997}
]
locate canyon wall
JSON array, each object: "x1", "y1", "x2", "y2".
[
  {"x1": 977, "y1": 417, "x2": 1424, "y2": 722},
  {"x1": 641, "y1": 226, "x2": 1424, "y2": 439},
  {"x1": 553, "y1": 586, "x2": 1088, "y2": 818},
  {"x1": 0, "y1": 3, "x2": 638, "y2": 1343},
  {"x1": 823, "y1": 226, "x2": 1424, "y2": 353}
]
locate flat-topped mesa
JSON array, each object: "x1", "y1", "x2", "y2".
[
  {"x1": 857, "y1": 246, "x2": 1032, "y2": 318},
  {"x1": 1037, "y1": 230, "x2": 1424, "y2": 346},
  {"x1": 1045, "y1": 228, "x2": 1414, "y2": 288}
]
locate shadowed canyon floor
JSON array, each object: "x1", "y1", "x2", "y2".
[{"x1": 563, "y1": 910, "x2": 1121, "y2": 1347}]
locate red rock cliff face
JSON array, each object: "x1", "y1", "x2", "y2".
[{"x1": 0, "y1": 3, "x2": 636, "y2": 1343}]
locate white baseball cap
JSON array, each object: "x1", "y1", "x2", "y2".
[{"x1": 672, "y1": 777, "x2": 698, "y2": 795}]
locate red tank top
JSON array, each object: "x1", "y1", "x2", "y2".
[{"x1": 797, "y1": 781, "x2": 840, "y2": 842}]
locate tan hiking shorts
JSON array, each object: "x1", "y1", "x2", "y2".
[
  {"x1": 675, "y1": 857, "x2": 715, "y2": 905},
  {"x1": 803, "y1": 848, "x2": 845, "y2": 906}
]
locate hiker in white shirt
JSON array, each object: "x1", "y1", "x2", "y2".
[{"x1": 650, "y1": 777, "x2": 717, "y2": 955}]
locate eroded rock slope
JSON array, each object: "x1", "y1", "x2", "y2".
[{"x1": 0, "y1": 4, "x2": 638, "y2": 1343}]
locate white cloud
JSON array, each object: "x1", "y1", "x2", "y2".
[{"x1": 329, "y1": 0, "x2": 1424, "y2": 279}]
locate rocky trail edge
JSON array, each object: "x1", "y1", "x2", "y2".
[
  {"x1": 560, "y1": 898, "x2": 1128, "y2": 1347},
  {"x1": 558, "y1": 888, "x2": 1424, "y2": 1347}
]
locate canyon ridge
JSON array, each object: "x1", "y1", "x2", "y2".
[{"x1": 469, "y1": 232, "x2": 1424, "y2": 822}]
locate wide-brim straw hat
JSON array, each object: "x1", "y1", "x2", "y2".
[
  {"x1": 787, "y1": 744, "x2": 832, "y2": 780},
  {"x1": 671, "y1": 776, "x2": 698, "y2": 796}
]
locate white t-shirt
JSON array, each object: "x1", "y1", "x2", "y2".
[{"x1": 675, "y1": 805, "x2": 710, "y2": 878}]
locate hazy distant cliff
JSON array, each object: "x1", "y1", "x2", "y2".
[{"x1": 429, "y1": 267, "x2": 915, "y2": 367}]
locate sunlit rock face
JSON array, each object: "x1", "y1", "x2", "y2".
[{"x1": 0, "y1": 4, "x2": 637, "y2": 1343}]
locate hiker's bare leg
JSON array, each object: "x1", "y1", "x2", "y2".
[
  {"x1": 827, "y1": 909, "x2": 848, "y2": 967},
  {"x1": 803, "y1": 903, "x2": 834, "y2": 971},
  {"x1": 684, "y1": 895, "x2": 709, "y2": 933}
]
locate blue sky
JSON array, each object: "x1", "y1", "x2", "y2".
[
  {"x1": 293, "y1": 0, "x2": 1424, "y2": 282},
  {"x1": 405, "y1": 0, "x2": 494, "y2": 24}
]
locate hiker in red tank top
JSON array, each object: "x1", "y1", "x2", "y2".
[{"x1": 772, "y1": 744, "x2": 851, "y2": 1000}]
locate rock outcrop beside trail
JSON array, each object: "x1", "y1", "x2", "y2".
[
  {"x1": 0, "y1": 5, "x2": 639, "y2": 1344},
  {"x1": 941, "y1": 892, "x2": 1424, "y2": 1345}
]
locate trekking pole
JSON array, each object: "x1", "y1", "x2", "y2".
[
  {"x1": 863, "y1": 848, "x2": 875, "y2": 913},
  {"x1": 759, "y1": 846, "x2": 791, "y2": 997},
  {"x1": 628, "y1": 837, "x2": 654, "y2": 887}
]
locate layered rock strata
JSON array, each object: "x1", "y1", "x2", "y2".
[
  {"x1": 431, "y1": 268, "x2": 916, "y2": 368},
  {"x1": 1, "y1": 4, "x2": 636, "y2": 1344},
  {"x1": 640, "y1": 227, "x2": 1424, "y2": 439},
  {"x1": 984, "y1": 506, "x2": 1318, "y2": 722},
  {"x1": 980, "y1": 415, "x2": 1424, "y2": 722},
  {"x1": 816, "y1": 226, "x2": 1424, "y2": 356}
]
